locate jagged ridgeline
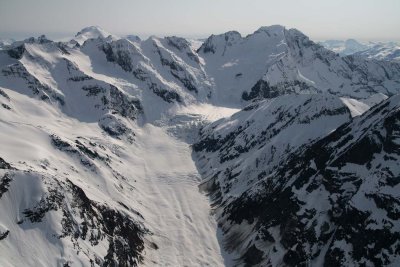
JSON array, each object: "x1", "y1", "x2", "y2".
[{"x1": 0, "y1": 25, "x2": 400, "y2": 266}]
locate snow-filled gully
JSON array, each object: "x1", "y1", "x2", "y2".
[
  {"x1": 137, "y1": 124, "x2": 225, "y2": 266},
  {"x1": 131, "y1": 104, "x2": 238, "y2": 266}
]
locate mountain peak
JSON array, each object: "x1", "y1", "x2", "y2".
[
  {"x1": 125, "y1": 34, "x2": 141, "y2": 43},
  {"x1": 74, "y1": 26, "x2": 112, "y2": 45},
  {"x1": 197, "y1": 30, "x2": 242, "y2": 54},
  {"x1": 75, "y1": 26, "x2": 108, "y2": 37},
  {"x1": 253, "y1": 25, "x2": 285, "y2": 35}
]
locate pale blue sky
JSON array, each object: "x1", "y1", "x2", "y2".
[{"x1": 0, "y1": 0, "x2": 399, "y2": 41}]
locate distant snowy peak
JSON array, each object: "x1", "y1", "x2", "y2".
[
  {"x1": 320, "y1": 39, "x2": 400, "y2": 62},
  {"x1": 342, "y1": 38, "x2": 370, "y2": 54},
  {"x1": 8, "y1": 35, "x2": 53, "y2": 47},
  {"x1": 283, "y1": 27, "x2": 335, "y2": 59},
  {"x1": 75, "y1": 26, "x2": 110, "y2": 38},
  {"x1": 124, "y1": 34, "x2": 141, "y2": 43},
  {"x1": 197, "y1": 31, "x2": 242, "y2": 54},
  {"x1": 194, "y1": 25, "x2": 400, "y2": 104},
  {"x1": 197, "y1": 25, "x2": 286, "y2": 55},
  {"x1": 319, "y1": 39, "x2": 370, "y2": 55},
  {"x1": 245, "y1": 32, "x2": 400, "y2": 101},
  {"x1": 74, "y1": 26, "x2": 114, "y2": 45},
  {"x1": 354, "y1": 43, "x2": 400, "y2": 62},
  {"x1": 164, "y1": 36, "x2": 193, "y2": 52},
  {"x1": 0, "y1": 39, "x2": 15, "y2": 50},
  {"x1": 252, "y1": 25, "x2": 285, "y2": 36},
  {"x1": 3, "y1": 35, "x2": 69, "y2": 61}
]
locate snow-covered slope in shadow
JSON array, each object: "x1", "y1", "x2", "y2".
[{"x1": 193, "y1": 94, "x2": 400, "y2": 266}]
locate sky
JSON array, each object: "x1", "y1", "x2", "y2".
[{"x1": 0, "y1": 0, "x2": 399, "y2": 41}]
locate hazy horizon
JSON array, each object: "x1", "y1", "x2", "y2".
[
  {"x1": 1, "y1": 27, "x2": 400, "y2": 44},
  {"x1": 1, "y1": 0, "x2": 399, "y2": 42}
]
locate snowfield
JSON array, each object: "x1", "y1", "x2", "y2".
[
  {"x1": 136, "y1": 124, "x2": 226, "y2": 267},
  {"x1": 0, "y1": 85, "x2": 235, "y2": 266}
]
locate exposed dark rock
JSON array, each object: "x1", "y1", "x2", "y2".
[
  {"x1": 50, "y1": 134, "x2": 99, "y2": 169},
  {"x1": 2, "y1": 103, "x2": 11, "y2": 110},
  {"x1": 82, "y1": 85, "x2": 106, "y2": 96},
  {"x1": 0, "y1": 230, "x2": 10, "y2": 240},
  {"x1": 0, "y1": 88, "x2": 10, "y2": 100},
  {"x1": 132, "y1": 68, "x2": 147, "y2": 81},
  {"x1": 242, "y1": 79, "x2": 318, "y2": 101},
  {"x1": 165, "y1": 36, "x2": 191, "y2": 52},
  {"x1": 50, "y1": 134, "x2": 74, "y2": 151},
  {"x1": 108, "y1": 85, "x2": 143, "y2": 119},
  {"x1": 98, "y1": 114, "x2": 135, "y2": 142},
  {"x1": 149, "y1": 82, "x2": 182, "y2": 103},
  {"x1": 0, "y1": 173, "x2": 13, "y2": 198},
  {"x1": 0, "y1": 158, "x2": 12, "y2": 169},
  {"x1": 1, "y1": 63, "x2": 65, "y2": 105},
  {"x1": 56, "y1": 42, "x2": 70, "y2": 55},
  {"x1": 7, "y1": 45, "x2": 25, "y2": 59},
  {"x1": 241, "y1": 244, "x2": 264, "y2": 266},
  {"x1": 19, "y1": 176, "x2": 149, "y2": 266},
  {"x1": 197, "y1": 37, "x2": 216, "y2": 54},
  {"x1": 23, "y1": 187, "x2": 64, "y2": 223},
  {"x1": 68, "y1": 75, "x2": 93, "y2": 82},
  {"x1": 64, "y1": 180, "x2": 147, "y2": 266},
  {"x1": 75, "y1": 140, "x2": 108, "y2": 162},
  {"x1": 170, "y1": 71, "x2": 198, "y2": 93},
  {"x1": 99, "y1": 118, "x2": 127, "y2": 136},
  {"x1": 102, "y1": 43, "x2": 133, "y2": 72}
]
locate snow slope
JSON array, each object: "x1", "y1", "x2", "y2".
[
  {"x1": 193, "y1": 93, "x2": 400, "y2": 266},
  {"x1": 0, "y1": 33, "x2": 232, "y2": 265},
  {"x1": 354, "y1": 42, "x2": 400, "y2": 62},
  {"x1": 193, "y1": 93, "x2": 352, "y2": 200},
  {"x1": 0, "y1": 84, "x2": 231, "y2": 266}
]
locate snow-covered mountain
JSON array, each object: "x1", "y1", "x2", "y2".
[
  {"x1": 319, "y1": 39, "x2": 370, "y2": 55},
  {"x1": 354, "y1": 42, "x2": 400, "y2": 62},
  {"x1": 198, "y1": 26, "x2": 400, "y2": 103},
  {"x1": 320, "y1": 39, "x2": 400, "y2": 62},
  {"x1": 4, "y1": 25, "x2": 399, "y2": 109},
  {"x1": 73, "y1": 26, "x2": 115, "y2": 45},
  {"x1": 193, "y1": 94, "x2": 400, "y2": 266},
  {"x1": 0, "y1": 39, "x2": 15, "y2": 50},
  {"x1": 1, "y1": 25, "x2": 400, "y2": 266}
]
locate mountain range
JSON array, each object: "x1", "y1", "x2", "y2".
[
  {"x1": 0, "y1": 25, "x2": 400, "y2": 266},
  {"x1": 320, "y1": 39, "x2": 400, "y2": 62}
]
